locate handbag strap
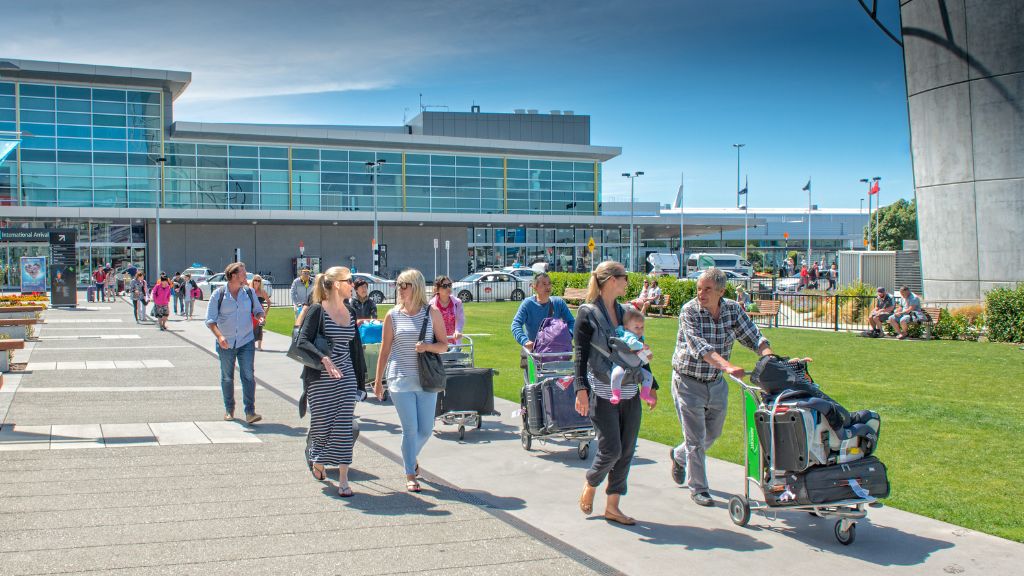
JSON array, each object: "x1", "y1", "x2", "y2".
[{"x1": 417, "y1": 305, "x2": 432, "y2": 343}]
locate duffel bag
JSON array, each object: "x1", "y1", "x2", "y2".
[
  {"x1": 751, "y1": 354, "x2": 816, "y2": 396},
  {"x1": 766, "y1": 456, "x2": 890, "y2": 507}
]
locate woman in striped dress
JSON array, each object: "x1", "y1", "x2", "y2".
[
  {"x1": 296, "y1": 266, "x2": 365, "y2": 497},
  {"x1": 373, "y1": 268, "x2": 449, "y2": 492}
]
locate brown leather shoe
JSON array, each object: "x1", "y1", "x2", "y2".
[{"x1": 604, "y1": 511, "x2": 636, "y2": 526}]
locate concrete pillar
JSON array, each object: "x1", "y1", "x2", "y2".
[{"x1": 902, "y1": 0, "x2": 1024, "y2": 301}]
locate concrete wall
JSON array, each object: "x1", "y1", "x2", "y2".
[
  {"x1": 145, "y1": 222, "x2": 469, "y2": 285},
  {"x1": 903, "y1": 0, "x2": 1024, "y2": 301}
]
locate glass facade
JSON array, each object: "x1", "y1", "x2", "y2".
[
  {"x1": 466, "y1": 226, "x2": 631, "y2": 273},
  {"x1": 1, "y1": 80, "x2": 602, "y2": 216}
]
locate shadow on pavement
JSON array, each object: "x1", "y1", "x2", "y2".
[
  {"x1": 328, "y1": 487, "x2": 454, "y2": 517},
  {"x1": 247, "y1": 422, "x2": 308, "y2": 438},
  {"x1": 602, "y1": 517, "x2": 773, "y2": 552}
]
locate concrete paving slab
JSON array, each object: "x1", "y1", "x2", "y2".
[
  {"x1": 55, "y1": 362, "x2": 87, "y2": 370},
  {"x1": 0, "y1": 424, "x2": 51, "y2": 451},
  {"x1": 16, "y1": 386, "x2": 222, "y2": 393},
  {"x1": 113, "y1": 360, "x2": 145, "y2": 369},
  {"x1": 25, "y1": 362, "x2": 56, "y2": 371},
  {"x1": 85, "y1": 360, "x2": 117, "y2": 369},
  {"x1": 100, "y1": 423, "x2": 158, "y2": 447},
  {"x1": 50, "y1": 423, "x2": 105, "y2": 449},
  {"x1": 141, "y1": 359, "x2": 174, "y2": 368},
  {"x1": 194, "y1": 421, "x2": 262, "y2": 444},
  {"x1": 149, "y1": 422, "x2": 211, "y2": 446}
]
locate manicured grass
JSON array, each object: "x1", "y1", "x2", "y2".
[{"x1": 265, "y1": 302, "x2": 1024, "y2": 542}]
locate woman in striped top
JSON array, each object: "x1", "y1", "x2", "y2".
[
  {"x1": 374, "y1": 268, "x2": 449, "y2": 492},
  {"x1": 573, "y1": 261, "x2": 657, "y2": 526}
]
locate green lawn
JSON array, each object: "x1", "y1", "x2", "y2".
[{"x1": 265, "y1": 302, "x2": 1024, "y2": 542}]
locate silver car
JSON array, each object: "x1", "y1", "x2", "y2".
[
  {"x1": 352, "y1": 273, "x2": 395, "y2": 304},
  {"x1": 452, "y1": 272, "x2": 527, "y2": 302},
  {"x1": 199, "y1": 273, "x2": 273, "y2": 300}
]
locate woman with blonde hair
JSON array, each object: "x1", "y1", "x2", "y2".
[
  {"x1": 574, "y1": 261, "x2": 657, "y2": 525},
  {"x1": 374, "y1": 268, "x2": 448, "y2": 492},
  {"x1": 250, "y1": 274, "x2": 272, "y2": 351},
  {"x1": 295, "y1": 266, "x2": 367, "y2": 497}
]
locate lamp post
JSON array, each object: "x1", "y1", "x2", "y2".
[
  {"x1": 873, "y1": 176, "x2": 881, "y2": 251},
  {"x1": 732, "y1": 144, "x2": 745, "y2": 260},
  {"x1": 366, "y1": 159, "x2": 386, "y2": 274},
  {"x1": 621, "y1": 171, "x2": 644, "y2": 272},
  {"x1": 859, "y1": 176, "x2": 881, "y2": 249},
  {"x1": 860, "y1": 198, "x2": 864, "y2": 214},
  {"x1": 154, "y1": 156, "x2": 166, "y2": 279}
]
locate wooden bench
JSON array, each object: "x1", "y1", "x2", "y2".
[
  {"x1": 563, "y1": 287, "x2": 588, "y2": 306},
  {"x1": 0, "y1": 318, "x2": 43, "y2": 340},
  {"x1": 748, "y1": 299, "x2": 781, "y2": 328},
  {"x1": 918, "y1": 306, "x2": 942, "y2": 339},
  {"x1": 651, "y1": 294, "x2": 672, "y2": 317},
  {"x1": 0, "y1": 338, "x2": 26, "y2": 372},
  {"x1": 0, "y1": 305, "x2": 45, "y2": 320}
]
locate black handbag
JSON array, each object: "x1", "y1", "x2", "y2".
[
  {"x1": 287, "y1": 304, "x2": 331, "y2": 369},
  {"x1": 416, "y1": 305, "x2": 447, "y2": 393}
]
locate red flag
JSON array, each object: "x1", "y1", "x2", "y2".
[{"x1": 869, "y1": 181, "x2": 880, "y2": 195}]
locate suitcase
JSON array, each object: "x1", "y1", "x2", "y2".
[
  {"x1": 540, "y1": 377, "x2": 590, "y2": 433},
  {"x1": 523, "y1": 383, "x2": 545, "y2": 435},
  {"x1": 766, "y1": 456, "x2": 890, "y2": 507},
  {"x1": 755, "y1": 405, "x2": 817, "y2": 472},
  {"x1": 363, "y1": 343, "x2": 380, "y2": 386},
  {"x1": 436, "y1": 367, "x2": 495, "y2": 416}
]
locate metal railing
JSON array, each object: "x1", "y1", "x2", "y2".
[{"x1": 743, "y1": 291, "x2": 934, "y2": 332}]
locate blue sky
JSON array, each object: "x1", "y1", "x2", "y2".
[{"x1": 3, "y1": 0, "x2": 910, "y2": 209}]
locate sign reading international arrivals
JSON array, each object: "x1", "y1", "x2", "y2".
[{"x1": 20, "y1": 257, "x2": 47, "y2": 293}]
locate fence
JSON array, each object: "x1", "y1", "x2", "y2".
[
  {"x1": 269, "y1": 281, "x2": 531, "y2": 307},
  {"x1": 742, "y1": 290, "x2": 929, "y2": 332}
]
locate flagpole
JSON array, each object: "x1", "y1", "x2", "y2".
[
  {"x1": 743, "y1": 175, "x2": 749, "y2": 262},
  {"x1": 678, "y1": 172, "x2": 685, "y2": 278},
  {"x1": 875, "y1": 179, "x2": 881, "y2": 250},
  {"x1": 806, "y1": 178, "x2": 812, "y2": 264}
]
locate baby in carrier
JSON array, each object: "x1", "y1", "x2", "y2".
[{"x1": 610, "y1": 307, "x2": 655, "y2": 407}]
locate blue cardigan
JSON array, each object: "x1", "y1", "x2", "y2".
[{"x1": 510, "y1": 296, "x2": 575, "y2": 346}]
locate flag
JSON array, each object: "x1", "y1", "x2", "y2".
[
  {"x1": 802, "y1": 179, "x2": 811, "y2": 192},
  {"x1": 869, "y1": 180, "x2": 880, "y2": 195},
  {"x1": 674, "y1": 173, "x2": 684, "y2": 209}
]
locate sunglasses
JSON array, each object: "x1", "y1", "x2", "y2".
[
  {"x1": 397, "y1": 282, "x2": 412, "y2": 290},
  {"x1": 438, "y1": 283, "x2": 452, "y2": 289},
  {"x1": 340, "y1": 278, "x2": 354, "y2": 285},
  {"x1": 614, "y1": 274, "x2": 628, "y2": 279}
]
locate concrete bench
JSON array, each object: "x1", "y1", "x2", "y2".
[
  {"x1": 0, "y1": 318, "x2": 43, "y2": 340},
  {"x1": 749, "y1": 299, "x2": 781, "y2": 328},
  {"x1": 0, "y1": 305, "x2": 46, "y2": 320},
  {"x1": 0, "y1": 338, "x2": 26, "y2": 372}
]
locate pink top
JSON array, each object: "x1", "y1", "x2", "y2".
[
  {"x1": 429, "y1": 294, "x2": 465, "y2": 340},
  {"x1": 150, "y1": 284, "x2": 173, "y2": 306}
]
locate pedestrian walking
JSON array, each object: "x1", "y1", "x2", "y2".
[
  {"x1": 205, "y1": 262, "x2": 265, "y2": 424},
  {"x1": 250, "y1": 274, "x2": 272, "y2": 351},
  {"x1": 295, "y1": 266, "x2": 367, "y2": 497},
  {"x1": 103, "y1": 265, "x2": 116, "y2": 301},
  {"x1": 129, "y1": 271, "x2": 148, "y2": 323},
  {"x1": 511, "y1": 272, "x2": 575, "y2": 379},
  {"x1": 150, "y1": 274, "x2": 173, "y2": 331},
  {"x1": 171, "y1": 272, "x2": 184, "y2": 315},
  {"x1": 92, "y1": 266, "x2": 106, "y2": 303},
  {"x1": 575, "y1": 261, "x2": 655, "y2": 526},
  {"x1": 373, "y1": 268, "x2": 448, "y2": 492},
  {"x1": 669, "y1": 267, "x2": 774, "y2": 507},
  {"x1": 828, "y1": 263, "x2": 838, "y2": 291},
  {"x1": 182, "y1": 273, "x2": 198, "y2": 320},
  {"x1": 291, "y1": 268, "x2": 314, "y2": 318},
  {"x1": 429, "y1": 275, "x2": 464, "y2": 344}
]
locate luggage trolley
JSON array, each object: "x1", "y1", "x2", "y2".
[
  {"x1": 519, "y1": 349, "x2": 595, "y2": 460},
  {"x1": 435, "y1": 336, "x2": 500, "y2": 440},
  {"x1": 725, "y1": 373, "x2": 878, "y2": 546}
]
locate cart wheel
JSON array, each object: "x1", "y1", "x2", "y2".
[
  {"x1": 729, "y1": 496, "x2": 751, "y2": 527},
  {"x1": 834, "y1": 520, "x2": 856, "y2": 545},
  {"x1": 458, "y1": 425, "x2": 466, "y2": 440},
  {"x1": 475, "y1": 417, "x2": 482, "y2": 430},
  {"x1": 577, "y1": 442, "x2": 590, "y2": 460},
  {"x1": 521, "y1": 429, "x2": 532, "y2": 451}
]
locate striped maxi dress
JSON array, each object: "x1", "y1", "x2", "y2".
[{"x1": 306, "y1": 312, "x2": 358, "y2": 467}]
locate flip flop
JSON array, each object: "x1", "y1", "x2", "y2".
[
  {"x1": 338, "y1": 485, "x2": 354, "y2": 498},
  {"x1": 406, "y1": 480, "x2": 422, "y2": 493},
  {"x1": 309, "y1": 462, "x2": 327, "y2": 482}
]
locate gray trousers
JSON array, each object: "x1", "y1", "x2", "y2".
[{"x1": 671, "y1": 372, "x2": 728, "y2": 493}]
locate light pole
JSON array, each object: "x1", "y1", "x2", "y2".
[
  {"x1": 733, "y1": 144, "x2": 746, "y2": 261},
  {"x1": 860, "y1": 198, "x2": 864, "y2": 214},
  {"x1": 859, "y1": 176, "x2": 881, "y2": 248},
  {"x1": 154, "y1": 156, "x2": 166, "y2": 278},
  {"x1": 873, "y1": 176, "x2": 881, "y2": 251},
  {"x1": 366, "y1": 159, "x2": 386, "y2": 274},
  {"x1": 621, "y1": 171, "x2": 643, "y2": 272},
  {"x1": 676, "y1": 172, "x2": 685, "y2": 278},
  {"x1": 807, "y1": 184, "x2": 813, "y2": 264}
]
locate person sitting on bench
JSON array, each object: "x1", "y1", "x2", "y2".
[
  {"x1": 867, "y1": 286, "x2": 895, "y2": 338},
  {"x1": 888, "y1": 285, "x2": 926, "y2": 340}
]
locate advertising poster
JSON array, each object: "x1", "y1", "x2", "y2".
[
  {"x1": 49, "y1": 230, "x2": 78, "y2": 307},
  {"x1": 20, "y1": 256, "x2": 47, "y2": 293}
]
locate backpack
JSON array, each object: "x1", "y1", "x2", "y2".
[
  {"x1": 533, "y1": 300, "x2": 572, "y2": 360},
  {"x1": 750, "y1": 354, "x2": 815, "y2": 396},
  {"x1": 215, "y1": 286, "x2": 260, "y2": 319},
  {"x1": 581, "y1": 301, "x2": 643, "y2": 385}
]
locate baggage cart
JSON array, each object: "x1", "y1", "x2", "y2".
[
  {"x1": 725, "y1": 373, "x2": 884, "y2": 545},
  {"x1": 519, "y1": 348, "x2": 595, "y2": 460},
  {"x1": 363, "y1": 342, "x2": 387, "y2": 401},
  {"x1": 435, "y1": 336, "x2": 500, "y2": 440}
]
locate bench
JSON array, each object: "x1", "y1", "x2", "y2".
[
  {"x1": 0, "y1": 305, "x2": 45, "y2": 320},
  {"x1": 0, "y1": 338, "x2": 26, "y2": 372},
  {"x1": 748, "y1": 299, "x2": 781, "y2": 328},
  {"x1": 563, "y1": 287, "x2": 588, "y2": 306},
  {"x1": 651, "y1": 294, "x2": 672, "y2": 317},
  {"x1": 0, "y1": 318, "x2": 43, "y2": 340}
]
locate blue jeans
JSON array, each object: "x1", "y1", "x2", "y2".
[
  {"x1": 172, "y1": 292, "x2": 182, "y2": 314},
  {"x1": 390, "y1": 390, "x2": 438, "y2": 475},
  {"x1": 217, "y1": 339, "x2": 256, "y2": 416}
]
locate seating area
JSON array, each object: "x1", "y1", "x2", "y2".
[
  {"x1": 749, "y1": 299, "x2": 781, "y2": 328},
  {"x1": 562, "y1": 287, "x2": 588, "y2": 306},
  {"x1": 0, "y1": 318, "x2": 43, "y2": 340},
  {"x1": 0, "y1": 337, "x2": 26, "y2": 372}
]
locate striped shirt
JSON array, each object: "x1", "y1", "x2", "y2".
[
  {"x1": 385, "y1": 306, "x2": 435, "y2": 390},
  {"x1": 672, "y1": 297, "x2": 768, "y2": 382}
]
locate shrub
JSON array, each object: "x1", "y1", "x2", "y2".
[
  {"x1": 986, "y1": 284, "x2": 1024, "y2": 343},
  {"x1": 547, "y1": 271, "x2": 734, "y2": 317}
]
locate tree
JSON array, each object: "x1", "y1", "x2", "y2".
[{"x1": 865, "y1": 198, "x2": 917, "y2": 251}]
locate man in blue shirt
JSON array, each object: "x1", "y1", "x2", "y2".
[
  {"x1": 206, "y1": 262, "x2": 265, "y2": 423},
  {"x1": 889, "y1": 285, "x2": 926, "y2": 340},
  {"x1": 510, "y1": 273, "x2": 575, "y2": 376}
]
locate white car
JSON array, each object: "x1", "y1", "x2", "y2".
[
  {"x1": 352, "y1": 273, "x2": 395, "y2": 304},
  {"x1": 774, "y1": 273, "x2": 804, "y2": 293},
  {"x1": 182, "y1": 266, "x2": 215, "y2": 283},
  {"x1": 502, "y1": 267, "x2": 535, "y2": 281},
  {"x1": 452, "y1": 272, "x2": 527, "y2": 302},
  {"x1": 199, "y1": 273, "x2": 273, "y2": 300},
  {"x1": 686, "y1": 269, "x2": 750, "y2": 281}
]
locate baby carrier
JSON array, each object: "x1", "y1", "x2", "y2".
[{"x1": 581, "y1": 302, "x2": 644, "y2": 387}]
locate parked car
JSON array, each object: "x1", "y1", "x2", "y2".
[
  {"x1": 502, "y1": 266, "x2": 535, "y2": 281},
  {"x1": 182, "y1": 266, "x2": 215, "y2": 283},
  {"x1": 686, "y1": 269, "x2": 750, "y2": 280},
  {"x1": 774, "y1": 272, "x2": 805, "y2": 293},
  {"x1": 199, "y1": 273, "x2": 273, "y2": 300},
  {"x1": 352, "y1": 272, "x2": 395, "y2": 304},
  {"x1": 452, "y1": 272, "x2": 527, "y2": 302}
]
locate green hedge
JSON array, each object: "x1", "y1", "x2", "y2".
[
  {"x1": 548, "y1": 271, "x2": 735, "y2": 316},
  {"x1": 986, "y1": 284, "x2": 1024, "y2": 343}
]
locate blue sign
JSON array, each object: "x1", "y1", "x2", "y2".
[{"x1": 20, "y1": 256, "x2": 47, "y2": 293}]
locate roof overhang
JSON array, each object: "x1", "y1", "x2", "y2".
[{"x1": 0, "y1": 58, "x2": 191, "y2": 100}]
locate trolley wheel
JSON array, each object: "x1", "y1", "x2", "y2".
[
  {"x1": 458, "y1": 425, "x2": 466, "y2": 440},
  {"x1": 475, "y1": 417, "x2": 482, "y2": 430},
  {"x1": 729, "y1": 496, "x2": 751, "y2": 527},
  {"x1": 834, "y1": 520, "x2": 856, "y2": 545},
  {"x1": 521, "y1": 428, "x2": 532, "y2": 451},
  {"x1": 577, "y1": 442, "x2": 590, "y2": 460}
]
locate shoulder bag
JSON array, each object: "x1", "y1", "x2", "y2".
[
  {"x1": 416, "y1": 305, "x2": 447, "y2": 392},
  {"x1": 287, "y1": 304, "x2": 331, "y2": 369}
]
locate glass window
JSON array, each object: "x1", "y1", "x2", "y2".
[
  {"x1": 23, "y1": 136, "x2": 56, "y2": 149},
  {"x1": 126, "y1": 91, "x2": 160, "y2": 105},
  {"x1": 21, "y1": 84, "x2": 55, "y2": 98},
  {"x1": 377, "y1": 152, "x2": 401, "y2": 163},
  {"x1": 431, "y1": 165, "x2": 455, "y2": 177},
  {"x1": 431, "y1": 154, "x2": 455, "y2": 166},
  {"x1": 93, "y1": 114, "x2": 126, "y2": 127},
  {"x1": 93, "y1": 127, "x2": 126, "y2": 139},
  {"x1": 406, "y1": 153, "x2": 429, "y2": 164},
  {"x1": 56, "y1": 86, "x2": 90, "y2": 99},
  {"x1": 196, "y1": 144, "x2": 227, "y2": 157},
  {"x1": 321, "y1": 149, "x2": 347, "y2": 161},
  {"x1": 260, "y1": 158, "x2": 288, "y2": 170},
  {"x1": 292, "y1": 148, "x2": 319, "y2": 160},
  {"x1": 56, "y1": 124, "x2": 90, "y2": 138},
  {"x1": 229, "y1": 145, "x2": 258, "y2": 157},
  {"x1": 0, "y1": 82, "x2": 13, "y2": 96},
  {"x1": 92, "y1": 101, "x2": 125, "y2": 114},
  {"x1": 0, "y1": 95, "x2": 14, "y2": 108},
  {"x1": 20, "y1": 96, "x2": 55, "y2": 111},
  {"x1": 56, "y1": 98, "x2": 91, "y2": 113},
  {"x1": 21, "y1": 149, "x2": 56, "y2": 162},
  {"x1": 93, "y1": 152, "x2": 127, "y2": 165},
  {"x1": 92, "y1": 88, "x2": 126, "y2": 102},
  {"x1": 127, "y1": 102, "x2": 161, "y2": 117},
  {"x1": 57, "y1": 138, "x2": 91, "y2": 151},
  {"x1": 455, "y1": 155, "x2": 480, "y2": 166},
  {"x1": 556, "y1": 228, "x2": 573, "y2": 243},
  {"x1": 197, "y1": 155, "x2": 227, "y2": 169},
  {"x1": 229, "y1": 157, "x2": 258, "y2": 169},
  {"x1": 21, "y1": 110, "x2": 55, "y2": 123},
  {"x1": 292, "y1": 159, "x2": 319, "y2": 171},
  {"x1": 481, "y1": 157, "x2": 502, "y2": 168},
  {"x1": 259, "y1": 146, "x2": 287, "y2": 158},
  {"x1": 349, "y1": 150, "x2": 373, "y2": 162}
]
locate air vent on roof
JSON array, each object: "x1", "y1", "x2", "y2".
[
  {"x1": 514, "y1": 109, "x2": 526, "y2": 114},
  {"x1": 471, "y1": 105, "x2": 480, "y2": 113},
  {"x1": 527, "y1": 109, "x2": 538, "y2": 114},
  {"x1": 550, "y1": 110, "x2": 561, "y2": 115},
  {"x1": 563, "y1": 110, "x2": 575, "y2": 115}
]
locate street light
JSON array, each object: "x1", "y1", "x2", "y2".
[
  {"x1": 859, "y1": 176, "x2": 881, "y2": 249},
  {"x1": 154, "y1": 156, "x2": 166, "y2": 279},
  {"x1": 366, "y1": 159, "x2": 387, "y2": 274},
  {"x1": 621, "y1": 171, "x2": 644, "y2": 272},
  {"x1": 733, "y1": 144, "x2": 747, "y2": 261}
]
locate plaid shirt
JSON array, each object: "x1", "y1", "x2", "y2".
[{"x1": 672, "y1": 297, "x2": 769, "y2": 382}]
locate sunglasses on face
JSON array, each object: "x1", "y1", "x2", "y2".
[
  {"x1": 614, "y1": 274, "x2": 628, "y2": 279},
  {"x1": 339, "y1": 278, "x2": 354, "y2": 285},
  {"x1": 438, "y1": 283, "x2": 452, "y2": 289},
  {"x1": 397, "y1": 282, "x2": 412, "y2": 290}
]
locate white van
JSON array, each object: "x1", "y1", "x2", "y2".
[{"x1": 686, "y1": 253, "x2": 752, "y2": 277}]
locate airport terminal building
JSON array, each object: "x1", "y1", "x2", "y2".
[{"x1": 0, "y1": 59, "x2": 869, "y2": 287}]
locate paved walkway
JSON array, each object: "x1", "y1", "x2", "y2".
[{"x1": 0, "y1": 299, "x2": 609, "y2": 576}]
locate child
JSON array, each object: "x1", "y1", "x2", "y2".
[{"x1": 610, "y1": 306, "x2": 655, "y2": 408}]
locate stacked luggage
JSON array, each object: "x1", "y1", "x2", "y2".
[
  {"x1": 522, "y1": 376, "x2": 590, "y2": 437},
  {"x1": 750, "y1": 355, "x2": 890, "y2": 507}
]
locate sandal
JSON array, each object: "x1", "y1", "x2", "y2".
[
  {"x1": 338, "y1": 485, "x2": 354, "y2": 498},
  {"x1": 406, "y1": 480, "x2": 422, "y2": 493},
  {"x1": 309, "y1": 463, "x2": 327, "y2": 482}
]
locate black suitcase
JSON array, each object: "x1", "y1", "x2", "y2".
[
  {"x1": 540, "y1": 377, "x2": 590, "y2": 433},
  {"x1": 523, "y1": 383, "x2": 545, "y2": 434},
  {"x1": 766, "y1": 456, "x2": 890, "y2": 507},
  {"x1": 755, "y1": 405, "x2": 816, "y2": 472},
  {"x1": 436, "y1": 367, "x2": 495, "y2": 416}
]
